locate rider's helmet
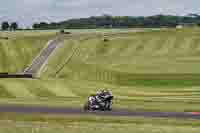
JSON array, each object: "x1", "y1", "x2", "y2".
[
  {"x1": 96, "y1": 90, "x2": 103, "y2": 95},
  {"x1": 102, "y1": 89, "x2": 112, "y2": 96},
  {"x1": 96, "y1": 89, "x2": 107, "y2": 100}
]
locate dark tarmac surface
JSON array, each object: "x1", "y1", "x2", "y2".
[
  {"x1": 24, "y1": 36, "x2": 63, "y2": 74},
  {"x1": 0, "y1": 104, "x2": 200, "y2": 119}
]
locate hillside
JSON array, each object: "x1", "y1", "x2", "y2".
[{"x1": 41, "y1": 28, "x2": 200, "y2": 85}]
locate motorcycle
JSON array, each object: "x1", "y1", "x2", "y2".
[{"x1": 83, "y1": 91, "x2": 113, "y2": 111}]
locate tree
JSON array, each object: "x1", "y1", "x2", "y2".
[
  {"x1": 1, "y1": 21, "x2": 9, "y2": 30},
  {"x1": 39, "y1": 22, "x2": 49, "y2": 29},
  {"x1": 32, "y1": 23, "x2": 40, "y2": 29},
  {"x1": 10, "y1": 22, "x2": 18, "y2": 30},
  {"x1": 32, "y1": 22, "x2": 49, "y2": 29},
  {"x1": 32, "y1": 14, "x2": 200, "y2": 29}
]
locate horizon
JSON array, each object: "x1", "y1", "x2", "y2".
[
  {"x1": 1, "y1": 0, "x2": 200, "y2": 27},
  {"x1": 1, "y1": 14, "x2": 199, "y2": 29}
]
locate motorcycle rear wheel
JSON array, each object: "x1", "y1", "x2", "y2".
[{"x1": 83, "y1": 101, "x2": 90, "y2": 111}]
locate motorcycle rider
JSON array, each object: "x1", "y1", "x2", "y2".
[
  {"x1": 88, "y1": 89, "x2": 112, "y2": 110},
  {"x1": 96, "y1": 89, "x2": 111, "y2": 101},
  {"x1": 88, "y1": 89, "x2": 113, "y2": 110}
]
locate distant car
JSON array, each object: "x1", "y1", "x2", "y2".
[{"x1": 83, "y1": 89, "x2": 113, "y2": 111}]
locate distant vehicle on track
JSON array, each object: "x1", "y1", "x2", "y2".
[{"x1": 83, "y1": 89, "x2": 113, "y2": 111}]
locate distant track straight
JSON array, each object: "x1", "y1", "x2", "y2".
[{"x1": 24, "y1": 36, "x2": 63, "y2": 74}]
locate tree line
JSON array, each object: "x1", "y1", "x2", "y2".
[
  {"x1": 1, "y1": 22, "x2": 18, "y2": 31},
  {"x1": 32, "y1": 14, "x2": 200, "y2": 30}
]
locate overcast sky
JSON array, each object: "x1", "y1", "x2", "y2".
[{"x1": 0, "y1": 0, "x2": 200, "y2": 27}]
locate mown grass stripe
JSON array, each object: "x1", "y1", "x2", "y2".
[
  {"x1": 28, "y1": 87, "x2": 57, "y2": 98},
  {"x1": 0, "y1": 85, "x2": 15, "y2": 98}
]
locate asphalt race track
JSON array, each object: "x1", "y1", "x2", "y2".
[
  {"x1": 24, "y1": 36, "x2": 63, "y2": 74},
  {"x1": 0, "y1": 104, "x2": 200, "y2": 119}
]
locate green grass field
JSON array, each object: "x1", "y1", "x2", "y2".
[
  {"x1": 1, "y1": 28, "x2": 200, "y2": 132},
  {"x1": 1, "y1": 78, "x2": 200, "y2": 112}
]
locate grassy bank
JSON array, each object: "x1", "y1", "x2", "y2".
[{"x1": 42, "y1": 28, "x2": 200, "y2": 77}]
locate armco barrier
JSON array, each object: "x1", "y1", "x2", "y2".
[{"x1": 0, "y1": 73, "x2": 33, "y2": 78}]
